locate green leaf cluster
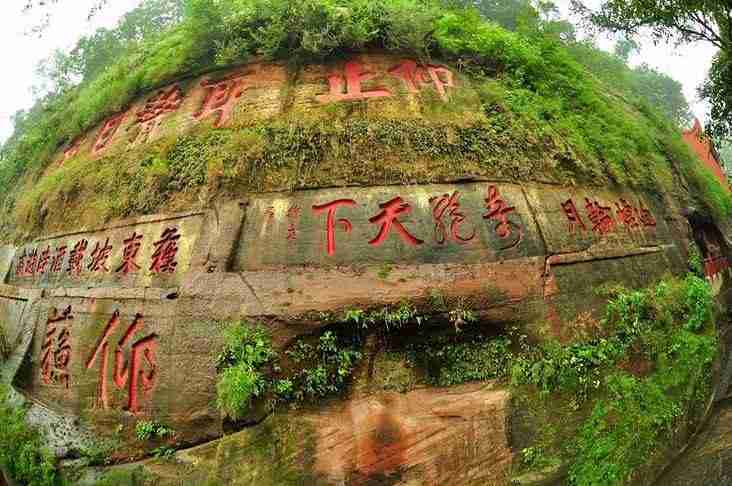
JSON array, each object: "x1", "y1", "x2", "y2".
[
  {"x1": 216, "y1": 322, "x2": 278, "y2": 421},
  {"x1": 134, "y1": 420, "x2": 174, "y2": 442},
  {"x1": 215, "y1": 321, "x2": 363, "y2": 419}
]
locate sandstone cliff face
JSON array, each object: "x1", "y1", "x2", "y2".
[{"x1": 0, "y1": 54, "x2": 729, "y2": 485}]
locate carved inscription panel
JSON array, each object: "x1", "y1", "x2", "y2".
[
  {"x1": 235, "y1": 183, "x2": 669, "y2": 271},
  {"x1": 8, "y1": 212, "x2": 204, "y2": 289},
  {"x1": 26, "y1": 298, "x2": 221, "y2": 431}
]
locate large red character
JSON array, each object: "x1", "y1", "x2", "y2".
[
  {"x1": 67, "y1": 240, "x2": 89, "y2": 275},
  {"x1": 312, "y1": 199, "x2": 357, "y2": 256},
  {"x1": 85, "y1": 310, "x2": 158, "y2": 414},
  {"x1": 88, "y1": 238, "x2": 113, "y2": 273},
  {"x1": 615, "y1": 199, "x2": 640, "y2": 231},
  {"x1": 150, "y1": 227, "x2": 181, "y2": 274},
  {"x1": 194, "y1": 72, "x2": 251, "y2": 127},
  {"x1": 61, "y1": 136, "x2": 85, "y2": 165},
  {"x1": 484, "y1": 186, "x2": 519, "y2": 239},
  {"x1": 132, "y1": 86, "x2": 183, "y2": 145},
  {"x1": 368, "y1": 197, "x2": 423, "y2": 247},
  {"x1": 116, "y1": 232, "x2": 144, "y2": 275},
  {"x1": 638, "y1": 205, "x2": 657, "y2": 227},
  {"x1": 585, "y1": 198, "x2": 615, "y2": 235},
  {"x1": 40, "y1": 306, "x2": 73, "y2": 390},
  {"x1": 388, "y1": 60, "x2": 455, "y2": 100},
  {"x1": 316, "y1": 60, "x2": 392, "y2": 104},
  {"x1": 93, "y1": 113, "x2": 126, "y2": 153},
  {"x1": 50, "y1": 246, "x2": 67, "y2": 274},
  {"x1": 36, "y1": 247, "x2": 51, "y2": 275},
  {"x1": 429, "y1": 191, "x2": 476, "y2": 244},
  {"x1": 561, "y1": 199, "x2": 586, "y2": 234}
]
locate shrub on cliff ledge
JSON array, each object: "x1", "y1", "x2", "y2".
[{"x1": 215, "y1": 322, "x2": 277, "y2": 421}]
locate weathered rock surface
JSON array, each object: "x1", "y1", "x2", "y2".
[{"x1": 0, "y1": 53, "x2": 729, "y2": 485}]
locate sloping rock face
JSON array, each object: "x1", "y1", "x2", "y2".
[{"x1": 0, "y1": 53, "x2": 728, "y2": 485}]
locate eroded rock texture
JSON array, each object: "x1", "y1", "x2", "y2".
[{"x1": 0, "y1": 53, "x2": 729, "y2": 485}]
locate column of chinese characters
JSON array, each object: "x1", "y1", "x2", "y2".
[
  {"x1": 85, "y1": 310, "x2": 159, "y2": 414},
  {"x1": 40, "y1": 306, "x2": 73, "y2": 390},
  {"x1": 286, "y1": 206, "x2": 301, "y2": 241}
]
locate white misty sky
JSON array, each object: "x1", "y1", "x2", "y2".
[
  {"x1": 0, "y1": 0, "x2": 142, "y2": 143},
  {"x1": 0, "y1": 0, "x2": 720, "y2": 143}
]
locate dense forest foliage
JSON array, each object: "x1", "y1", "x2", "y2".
[{"x1": 2, "y1": 0, "x2": 730, "y2": 240}]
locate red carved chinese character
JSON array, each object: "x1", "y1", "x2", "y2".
[
  {"x1": 561, "y1": 199, "x2": 586, "y2": 234},
  {"x1": 705, "y1": 256, "x2": 731, "y2": 279},
  {"x1": 25, "y1": 248, "x2": 38, "y2": 277},
  {"x1": 388, "y1": 60, "x2": 455, "y2": 100},
  {"x1": 131, "y1": 86, "x2": 184, "y2": 145},
  {"x1": 429, "y1": 191, "x2": 476, "y2": 244},
  {"x1": 51, "y1": 246, "x2": 67, "y2": 273},
  {"x1": 312, "y1": 199, "x2": 357, "y2": 256},
  {"x1": 585, "y1": 198, "x2": 615, "y2": 235},
  {"x1": 36, "y1": 246, "x2": 51, "y2": 275},
  {"x1": 15, "y1": 251, "x2": 26, "y2": 277},
  {"x1": 262, "y1": 206, "x2": 276, "y2": 233},
  {"x1": 88, "y1": 238, "x2": 113, "y2": 273},
  {"x1": 639, "y1": 205, "x2": 657, "y2": 227},
  {"x1": 194, "y1": 72, "x2": 251, "y2": 128},
  {"x1": 40, "y1": 306, "x2": 73, "y2": 390},
  {"x1": 615, "y1": 199, "x2": 641, "y2": 231},
  {"x1": 116, "y1": 232, "x2": 143, "y2": 275},
  {"x1": 67, "y1": 240, "x2": 88, "y2": 275},
  {"x1": 316, "y1": 60, "x2": 391, "y2": 104},
  {"x1": 369, "y1": 197, "x2": 423, "y2": 247},
  {"x1": 150, "y1": 227, "x2": 180, "y2": 274},
  {"x1": 93, "y1": 113, "x2": 126, "y2": 153},
  {"x1": 85, "y1": 310, "x2": 158, "y2": 414},
  {"x1": 484, "y1": 186, "x2": 518, "y2": 239},
  {"x1": 61, "y1": 137, "x2": 85, "y2": 164},
  {"x1": 286, "y1": 205, "x2": 301, "y2": 241}
]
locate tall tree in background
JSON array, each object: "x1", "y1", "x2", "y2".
[{"x1": 572, "y1": 0, "x2": 732, "y2": 139}]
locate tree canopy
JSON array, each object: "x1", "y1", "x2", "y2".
[{"x1": 575, "y1": 0, "x2": 732, "y2": 139}]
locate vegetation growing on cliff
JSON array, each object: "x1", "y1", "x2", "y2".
[
  {"x1": 213, "y1": 274, "x2": 717, "y2": 486},
  {"x1": 0, "y1": 323, "x2": 9, "y2": 362},
  {"x1": 2, "y1": 0, "x2": 730, "y2": 241},
  {"x1": 0, "y1": 385, "x2": 60, "y2": 486},
  {"x1": 510, "y1": 275, "x2": 718, "y2": 485}
]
